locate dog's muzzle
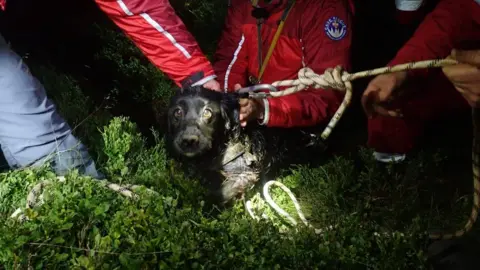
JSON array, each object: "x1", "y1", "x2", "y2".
[
  {"x1": 179, "y1": 134, "x2": 200, "y2": 149},
  {"x1": 174, "y1": 126, "x2": 211, "y2": 157}
]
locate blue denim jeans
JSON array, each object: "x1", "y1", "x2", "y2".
[{"x1": 0, "y1": 34, "x2": 103, "y2": 179}]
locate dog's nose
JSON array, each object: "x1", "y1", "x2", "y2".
[{"x1": 181, "y1": 135, "x2": 199, "y2": 148}]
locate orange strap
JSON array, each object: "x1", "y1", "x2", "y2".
[{"x1": 254, "y1": 0, "x2": 296, "y2": 82}]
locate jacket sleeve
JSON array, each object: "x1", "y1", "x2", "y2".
[
  {"x1": 394, "y1": 0, "x2": 427, "y2": 26},
  {"x1": 388, "y1": 0, "x2": 480, "y2": 78},
  {"x1": 212, "y1": 0, "x2": 249, "y2": 91},
  {"x1": 265, "y1": 0, "x2": 353, "y2": 128},
  {"x1": 94, "y1": 0, "x2": 216, "y2": 87}
]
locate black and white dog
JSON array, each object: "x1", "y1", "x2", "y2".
[{"x1": 165, "y1": 85, "x2": 323, "y2": 205}]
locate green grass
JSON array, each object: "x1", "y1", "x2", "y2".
[{"x1": 0, "y1": 2, "x2": 478, "y2": 269}]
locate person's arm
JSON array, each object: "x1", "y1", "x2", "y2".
[
  {"x1": 213, "y1": 0, "x2": 249, "y2": 91},
  {"x1": 394, "y1": 0, "x2": 428, "y2": 26},
  {"x1": 388, "y1": 0, "x2": 480, "y2": 78},
  {"x1": 264, "y1": 0, "x2": 353, "y2": 128},
  {"x1": 94, "y1": 0, "x2": 216, "y2": 87}
]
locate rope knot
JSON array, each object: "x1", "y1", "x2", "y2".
[{"x1": 297, "y1": 65, "x2": 348, "y2": 91}]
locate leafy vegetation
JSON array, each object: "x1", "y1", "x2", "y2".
[{"x1": 0, "y1": 1, "x2": 478, "y2": 269}]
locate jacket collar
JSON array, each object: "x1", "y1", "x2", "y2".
[{"x1": 254, "y1": 0, "x2": 286, "y2": 13}]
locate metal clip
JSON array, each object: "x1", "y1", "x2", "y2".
[{"x1": 236, "y1": 84, "x2": 278, "y2": 99}]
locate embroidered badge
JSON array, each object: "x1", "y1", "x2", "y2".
[{"x1": 324, "y1": 16, "x2": 347, "y2": 41}]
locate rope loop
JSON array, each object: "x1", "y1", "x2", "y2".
[
  {"x1": 297, "y1": 65, "x2": 349, "y2": 92},
  {"x1": 270, "y1": 65, "x2": 351, "y2": 98}
]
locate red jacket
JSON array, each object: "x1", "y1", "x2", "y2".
[
  {"x1": 394, "y1": 0, "x2": 428, "y2": 25},
  {"x1": 389, "y1": 0, "x2": 480, "y2": 78},
  {"x1": 0, "y1": 0, "x2": 216, "y2": 87},
  {"x1": 213, "y1": 0, "x2": 354, "y2": 128}
]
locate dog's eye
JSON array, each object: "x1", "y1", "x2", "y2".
[
  {"x1": 173, "y1": 108, "x2": 183, "y2": 118},
  {"x1": 202, "y1": 108, "x2": 212, "y2": 119}
]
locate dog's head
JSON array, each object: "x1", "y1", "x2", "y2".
[{"x1": 166, "y1": 85, "x2": 240, "y2": 159}]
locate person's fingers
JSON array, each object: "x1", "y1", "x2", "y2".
[
  {"x1": 234, "y1": 83, "x2": 242, "y2": 90},
  {"x1": 239, "y1": 107, "x2": 247, "y2": 115},
  {"x1": 239, "y1": 111, "x2": 249, "y2": 125},
  {"x1": 452, "y1": 49, "x2": 480, "y2": 67},
  {"x1": 362, "y1": 86, "x2": 402, "y2": 118},
  {"x1": 376, "y1": 83, "x2": 397, "y2": 102},
  {"x1": 460, "y1": 91, "x2": 480, "y2": 108},
  {"x1": 239, "y1": 110, "x2": 247, "y2": 121},
  {"x1": 373, "y1": 105, "x2": 403, "y2": 118},
  {"x1": 452, "y1": 85, "x2": 469, "y2": 95},
  {"x1": 443, "y1": 63, "x2": 478, "y2": 79},
  {"x1": 361, "y1": 88, "x2": 378, "y2": 118},
  {"x1": 361, "y1": 94, "x2": 372, "y2": 118},
  {"x1": 240, "y1": 103, "x2": 252, "y2": 118},
  {"x1": 239, "y1": 98, "x2": 249, "y2": 106},
  {"x1": 240, "y1": 102, "x2": 251, "y2": 112},
  {"x1": 387, "y1": 87, "x2": 403, "y2": 101},
  {"x1": 203, "y1": 79, "x2": 221, "y2": 91}
]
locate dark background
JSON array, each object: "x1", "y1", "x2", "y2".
[{"x1": 0, "y1": 0, "x2": 472, "y2": 169}]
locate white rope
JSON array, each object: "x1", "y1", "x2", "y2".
[
  {"x1": 270, "y1": 59, "x2": 459, "y2": 97},
  {"x1": 271, "y1": 66, "x2": 350, "y2": 95},
  {"x1": 10, "y1": 175, "x2": 158, "y2": 222},
  {"x1": 245, "y1": 180, "x2": 336, "y2": 235},
  {"x1": 244, "y1": 66, "x2": 354, "y2": 234},
  {"x1": 245, "y1": 180, "x2": 422, "y2": 241},
  {"x1": 266, "y1": 59, "x2": 458, "y2": 141},
  {"x1": 274, "y1": 66, "x2": 354, "y2": 141},
  {"x1": 243, "y1": 59, "x2": 480, "y2": 241}
]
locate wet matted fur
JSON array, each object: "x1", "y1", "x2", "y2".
[{"x1": 165, "y1": 85, "x2": 320, "y2": 205}]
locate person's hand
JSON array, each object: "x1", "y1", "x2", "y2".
[
  {"x1": 361, "y1": 71, "x2": 408, "y2": 118},
  {"x1": 235, "y1": 84, "x2": 265, "y2": 127},
  {"x1": 203, "y1": 79, "x2": 221, "y2": 92},
  {"x1": 442, "y1": 49, "x2": 480, "y2": 108}
]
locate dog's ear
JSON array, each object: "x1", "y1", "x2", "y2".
[
  {"x1": 220, "y1": 103, "x2": 232, "y2": 130},
  {"x1": 220, "y1": 92, "x2": 242, "y2": 130}
]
